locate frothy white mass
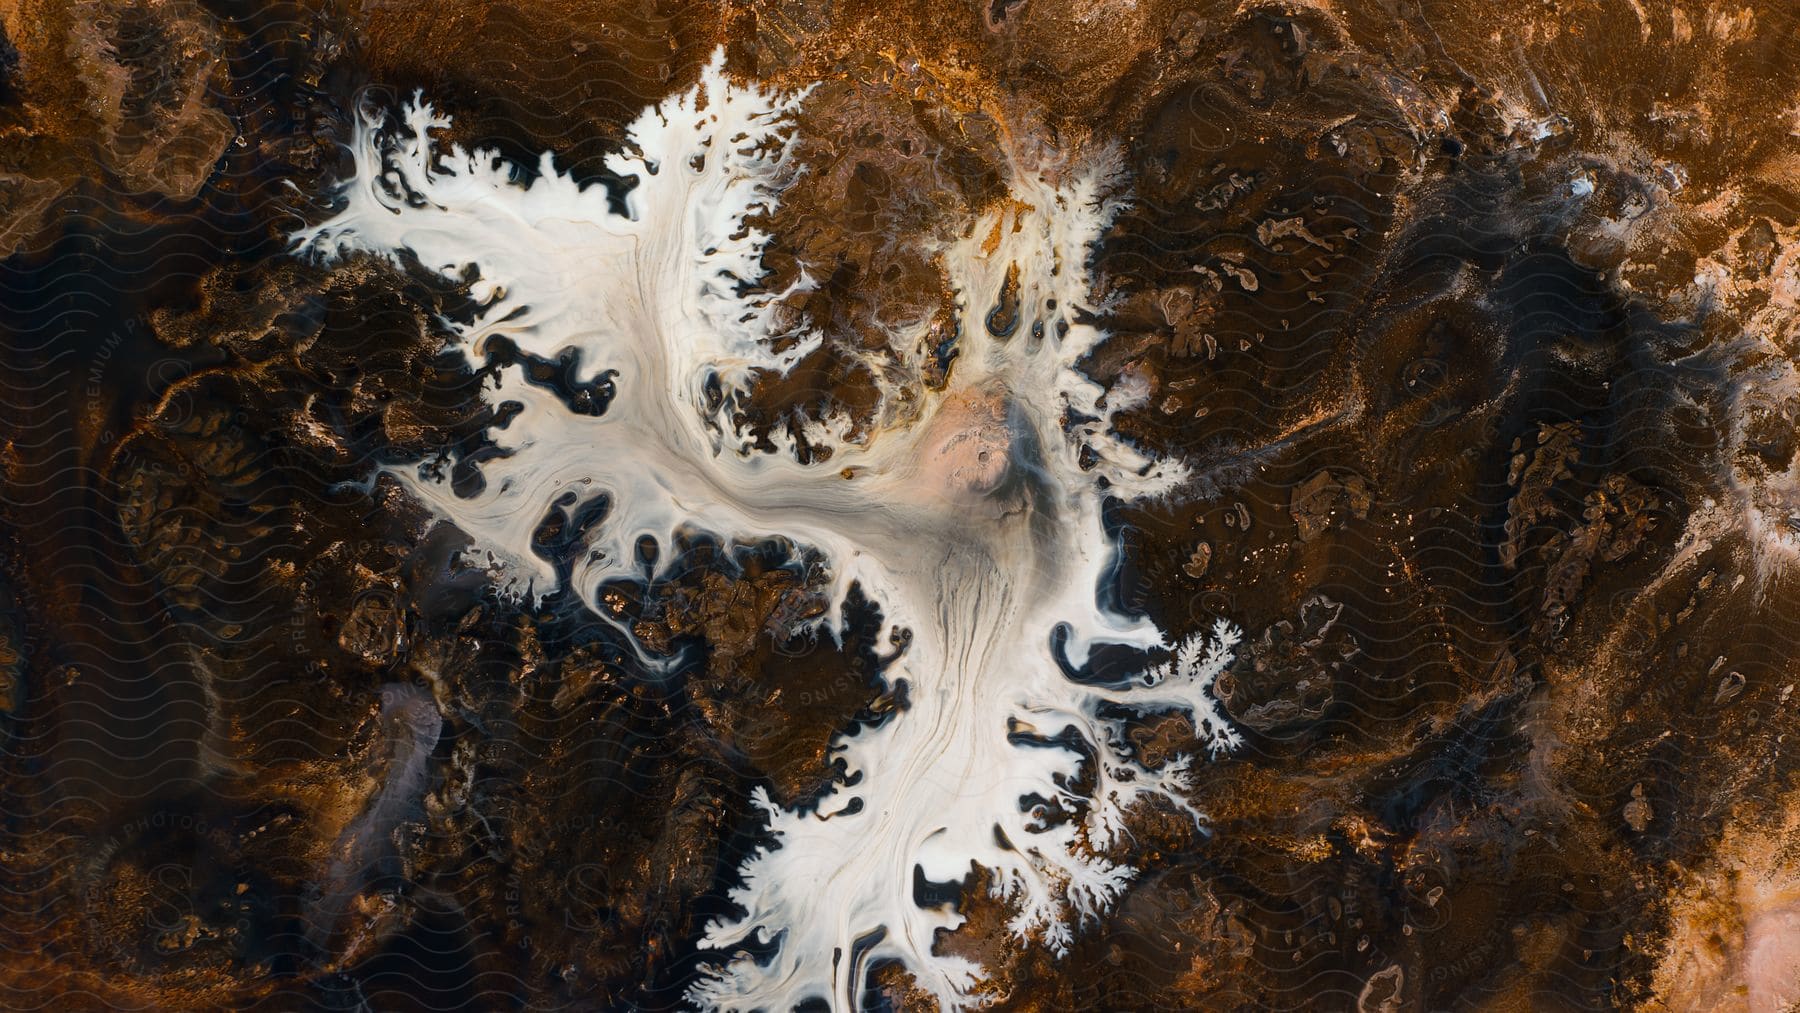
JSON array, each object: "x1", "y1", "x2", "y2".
[{"x1": 297, "y1": 52, "x2": 1242, "y2": 1012}]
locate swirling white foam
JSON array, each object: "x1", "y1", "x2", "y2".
[{"x1": 296, "y1": 51, "x2": 1242, "y2": 1012}]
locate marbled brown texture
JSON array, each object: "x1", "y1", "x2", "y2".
[{"x1": 1, "y1": 0, "x2": 1798, "y2": 1009}]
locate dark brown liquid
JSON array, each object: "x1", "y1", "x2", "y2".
[{"x1": 1, "y1": 1, "x2": 1798, "y2": 1009}]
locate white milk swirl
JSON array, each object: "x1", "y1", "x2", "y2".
[{"x1": 296, "y1": 51, "x2": 1242, "y2": 1012}]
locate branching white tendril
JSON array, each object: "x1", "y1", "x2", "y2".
[{"x1": 296, "y1": 51, "x2": 1243, "y2": 1012}]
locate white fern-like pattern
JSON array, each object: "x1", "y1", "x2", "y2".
[{"x1": 296, "y1": 51, "x2": 1244, "y2": 1012}]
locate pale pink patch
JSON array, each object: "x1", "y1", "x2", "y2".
[{"x1": 915, "y1": 388, "x2": 1013, "y2": 499}]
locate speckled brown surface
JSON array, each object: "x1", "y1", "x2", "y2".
[{"x1": 3, "y1": 1, "x2": 1800, "y2": 1009}]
